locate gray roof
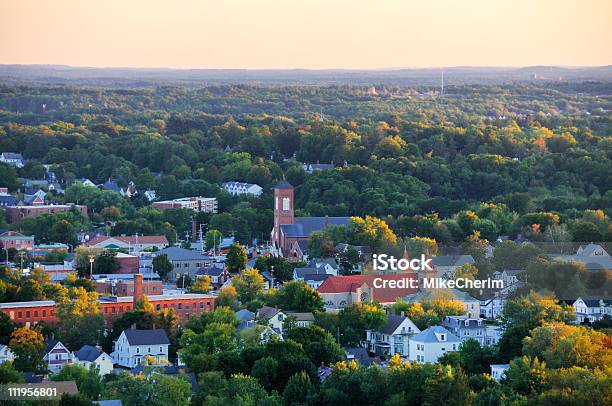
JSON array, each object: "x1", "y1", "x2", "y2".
[
  {"x1": 432, "y1": 255, "x2": 475, "y2": 267},
  {"x1": 1, "y1": 152, "x2": 24, "y2": 160},
  {"x1": 345, "y1": 347, "x2": 372, "y2": 367},
  {"x1": 443, "y1": 316, "x2": 485, "y2": 329},
  {"x1": 123, "y1": 329, "x2": 169, "y2": 345},
  {"x1": 379, "y1": 314, "x2": 410, "y2": 335},
  {"x1": 302, "y1": 274, "x2": 330, "y2": 282},
  {"x1": 197, "y1": 264, "x2": 226, "y2": 277},
  {"x1": 160, "y1": 247, "x2": 211, "y2": 261},
  {"x1": 410, "y1": 326, "x2": 460, "y2": 343},
  {"x1": 294, "y1": 267, "x2": 326, "y2": 279},
  {"x1": 286, "y1": 312, "x2": 315, "y2": 322},
  {"x1": 256, "y1": 306, "x2": 281, "y2": 320},
  {"x1": 0, "y1": 195, "x2": 19, "y2": 206},
  {"x1": 281, "y1": 217, "x2": 350, "y2": 238},
  {"x1": 74, "y1": 345, "x2": 106, "y2": 362},
  {"x1": 235, "y1": 309, "x2": 255, "y2": 322}
]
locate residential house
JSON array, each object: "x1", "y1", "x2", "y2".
[
  {"x1": 235, "y1": 309, "x2": 255, "y2": 323},
  {"x1": 306, "y1": 258, "x2": 340, "y2": 276},
  {"x1": 74, "y1": 345, "x2": 114, "y2": 376},
  {"x1": 490, "y1": 364, "x2": 510, "y2": 381},
  {"x1": 0, "y1": 152, "x2": 25, "y2": 168},
  {"x1": 287, "y1": 240, "x2": 310, "y2": 261},
  {"x1": 143, "y1": 190, "x2": 156, "y2": 202},
  {"x1": 432, "y1": 255, "x2": 476, "y2": 278},
  {"x1": 345, "y1": 347, "x2": 372, "y2": 367},
  {"x1": 408, "y1": 326, "x2": 461, "y2": 364},
  {"x1": 24, "y1": 189, "x2": 46, "y2": 205},
  {"x1": 0, "y1": 188, "x2": 19, "y2": 208},
  {"x1": 301, "y1": 274, "x2": 330, "y2": 290},
  {"x1": 222, "y1": 181, "x2": 263, "y2": 197},
  {"x1": 256, "y1": 306, "x2": 286, "y2": 335},
  {"x1": 0, "y1": 344, "x2": 15, "y2": 363},
  {"x1": 365, "y1": 314, "x2": 421, "y2": 357},
  {"x1": 99, "y1": 179, "x2": 123, "y2": 195},
  {"x1": 157, "y1": 247, "x2": 213, "y2": 282},
  {"x1": 572, "y1": 297, "x2": 612, "y2": 323},
  {"x1": 485, "y1": 325, "x2": 504, "y2": 346},
  {"x1": 76, "y1": 178, "x2": 97, "y2": 187},
  {"x1": 442, "y1": 316, "x2": 486, "y2": 345},
  {"x1": 196, "y1": 264, "x2": 231, "y2": 289},
  {"x1": 285, "y1": 312, "x2": 315, "y2": 328},
  {"x1": 43, "y1": 340, "x2": 75, "y2": 373},
  {"x1": 492, "y1": 270, "x2": 524, "y2": 292},
  {"x1": 111, "y1": 328, "x2": 170, "y2": 369},
  {"x1": 554, "y1": 243, "x2": 612, "y2": 271},
  {"x1": 480, "y1": 295, "x2": 506, "y2": 320}
]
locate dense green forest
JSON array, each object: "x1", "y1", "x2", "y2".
[{"x1": 0, "y1": 82, "x2": 610, "y2": 247}]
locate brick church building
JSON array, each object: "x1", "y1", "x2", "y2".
[{"x1": 271, "y1": 181, "x2": 351, "y2": 258}]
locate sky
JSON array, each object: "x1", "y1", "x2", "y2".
[{"x1": 0, "y1": 0, "x2": 610, "y2": 69}]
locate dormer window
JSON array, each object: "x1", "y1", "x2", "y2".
[{"x1": 440, "y1": 334, "x2": 446, "y2": 341}]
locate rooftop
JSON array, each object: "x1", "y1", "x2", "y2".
[
  {"x1": 123, "y1": 329, "x2": 170, "y2": 346},
  {"x1": 410, "y1": 326, "x2": 461, "y2": 343}
]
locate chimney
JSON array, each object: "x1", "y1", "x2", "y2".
[{"x1": 133, "y1": 273, "x2": 143, "y2": 305}]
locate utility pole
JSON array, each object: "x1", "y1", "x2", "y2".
[
  {"x1": 89, "y1": 255, "x2": 95, "y2": 279},
  {"x1": 270, "y1": 265, "x2": 275, "y2": 289}
]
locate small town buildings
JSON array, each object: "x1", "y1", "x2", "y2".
[
  {"x1": 365, "y1": 314, "x2": 421, "y2": 357},
  {"x1": 196, "y1": 263, "x2": 230, "y2": 288},
  {"x1": 143, "y1": 190, "x2": 157, "y2": 202},
  {"x1": 93, "y1": 274, "x2": 163, "y2": 297},
  {"x1": 44, "y1": 340, "x2": 75, "y2": 373},
  {"x1": 285, "y1": 312, "x2": 315, "y2": 328},
  {"x1": 0, "y1": 231, "x2": 34, "y2": 251},
  {"x1": 432, "y1": 255, "x2": 476, "y2": 278},
  {"x1": 30, "y1": 243, "x2": 69, "y2": 258},
  {"x1": 0, "y1": 344, "x2": 15, "y2": 364},
  {"x1": 111, "y1": 328, "x2": 170, "y2": 368},
  {"x1": 0, "y1": 300, "x2": 57, "y2": 326},
  {"x1": 0, "y1": 152, "x2": 25, "y2": 168},
  {"x1": 153, "y1": 197, "x2": 218, "y2": 213},
  {"x1": 442, "y1": 316, "x2": 486, "y2": 345},
  {"x1": 490, "y1": 364, "x2": 510, "y2": 381},
  {"x1": 84, "y1": 235, "x2": 169, "y2": 252},
  {"x1": 492, "y1": 270, "x2": 524, "y2": 291},
  {"x1": 302, "y1": 163, "x2": 335, "y2": 174},
  {"x1": 345, "y1": 347, "x2": 372, "y2": 367},
  {"x1": 222, "y1": 181, "x2": 263, "y2": 197},
  {"x1": 74, "y1": 345, "x2": 113, "y2": 376},
  {"x1": 405, "y1": 289, "x2": 481, "y2": 318},
  {"x1": 408, "y1": 326, "x2": 461, "y2": 364},
  {"x1": 306, "y1": 258, "x2": 340, "y2": 276},
  {"x1": 5, "y1": 204, "x2": 87, "y2": 224},
  {"x1": 0, "y1": 188, "x2": 19, "y2": 208},
  {"x1": 572, "y1": 297, "x2": 612, "y2": 323}
]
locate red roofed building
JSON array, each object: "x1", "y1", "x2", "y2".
[
  {"x1": 84, "y1": 235, "x2": 169, "y2": 252},
  {"x1": 317, "y1": 274, "x2": 420, "y2": 310}
]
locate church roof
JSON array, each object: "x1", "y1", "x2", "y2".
[
  {"x1": 281, "y1": 216, "x2": 350, "y2": 238},
  {"x1": 275, "y1": 180, "x2": 294, "y2": 189}
]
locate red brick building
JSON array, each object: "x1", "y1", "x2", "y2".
[
  {"x1": 0, "y1": 274, "x2": 215, "y2": 326},
  {"x1": 5, "y1": 204, "x2": 87, "y2": 224},
  {"x1": 0, "y1": 231, "x2": 34, "y2": 251},
  {"x1": 95, "y1": 278, "x2": 163, "y2": 297},
  {"x1": 115, "y1": 252, "x2": 140, "y2": 274}
]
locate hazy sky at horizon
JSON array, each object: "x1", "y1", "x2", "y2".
[{"x1": 1, "y1": 0, "x2": 610, "y2": 69}]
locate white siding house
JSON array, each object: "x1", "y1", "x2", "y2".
[
  {"x1": 111, "y1": 329, "x2": 170, "y2": 369},
  {"x1": 365, "y1": 314, "x2": 420, "y2": 357},
  {"x1": 43, "y1": 340, "x2": 75, "y2": 373},
  {"x1": 0, "y1": 344, "x2": 15, "y2": 364},
  {"x1": 74, "y1": 345, "x2": 114, "y2": 376},
  {"x1": 408, "y1": 326, "x2": 461, "y2": 364}
]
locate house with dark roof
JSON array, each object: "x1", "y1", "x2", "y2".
[
  {"x1": 365, "y1": 314, "x2": 420, "y2": 357},
  {"x1": 0, "y1": 192, "x2": 19, "y2": 208},
  {"x1": 285, "y1": 312, "x2": 315, "y2": 328},
  {"x1": 0, "y1": 152, "x2": 25, "y2": 168},
  {"x1": 74, "y1": 345, "x2": 113, "y2": 376},
  {"x1": 223, "y1": 181, "x2": 263, "y2": 197},
  {"x1": 408, "y1": 326, "x2": 461, "y2": 364},
  {"x1": 111, "y1": 328, "x2": 170, "y2": 368},
  {"x1": 345, "y1": 347, "x2": 372, "y2": 367},
  {"x1": 157, "y1": 247, "x2": 214, "y2": 282},
  {"x1": 554, "y1": 243, "x2": 612, "y2": 271},
  {"x1": 43, "y1": 339, "x2": 75, "y2": 373},
  {"x1": 196, "y1": 263, "x2": 230, "y2": 287},
  {"x1": 271, "y1": 181, "x2": 351, "y2": 258},
  {"x1": 572, "y1": 297, "x2": 612, "y2": 323},
  {"x1": 442, "y1": 316, "x2": 486, "y2": 345},
  {"x1": 432, "y1": 255, "x2": 475, "y2": 278},
  {"x1": 256, "y1": 306, "x2": 286, "y2": 335}
]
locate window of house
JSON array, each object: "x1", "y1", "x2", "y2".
[
  {"x1": 25, "y1": 311, "x2": 30, "y2": 318},
  {"x1": 34, "y1": 311, "x2": 38, "y2": 317},
  {"x1": 178, "y1": 303, "x2": 182, "y2": 309},
  {"x1": 156, "y1": 304, "x2": 161, "y2": 310},
  {"x1": 18, "y1": 312, "x2": 22, "y2": 319},
  {"x1": 137, "y1": 348, "x2": 140, "y2": 353},
  {"x1": 282, "y1": 197, "x2": 290, "y2": 211}
]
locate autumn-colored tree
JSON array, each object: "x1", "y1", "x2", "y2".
[{"x1": 9, "y1": 327, "x2": 46, "y2": 372}]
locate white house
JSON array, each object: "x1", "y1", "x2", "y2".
[
  {"x1": 485, "y1": 325, "x2": 504, "y2": 346},
  {"x1": 43, "y1": 340, "x2": 75, "y2": 373},
  {"x1": 222, "y1": 182, "x2": 263, "y2": 197},
  {"x1": 490, "y1": 364, "x2": 510, "y2": 381},
  {"x1": 432, "y1": 255, "x2": 475, "y2": 278},
  {"x1": 480, "y1": 295, "x2": 506, "y2": 320},
  {"x1": 0, "y1": 152, "x2": 25, "y2": 168},
  {"x1": 366, "y1": 314, "x2": 420, "y2": 357},
  {"x1": 572, "y1": 297, "x2": 612, "y2": 323},
  {"x1": 285, "y1": 312, "x2": 315, "y2": 328},
  {"x1": 408, "y1": 326, "x2": 461, "y2": 364},
  {"x1": 442, "y1": 316, "x2": 486, "y2": 345},
  {"x1": 256, "y1": 306, "x2": 286, "y2": 335},
  {"x1": 492, "y1": 270, "x2": 524, "y2": 291},
  {"x1": 0, "y1": 344, "x2": 15, "y2": 364},
  {"x1": 74, "y1": 345, "x2": 114, "y2": 376},
  {"x1": 111, "y1": 329, "x2": 170, "y2": 369}
]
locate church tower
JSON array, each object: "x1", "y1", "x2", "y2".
[{"x1": 272, "y1": 180, "x2": 294, "y2": 249}]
